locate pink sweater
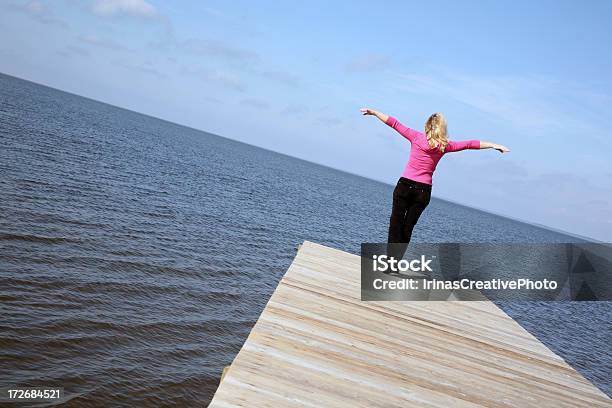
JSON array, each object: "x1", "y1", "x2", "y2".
[{"x1": 386, "y1": 116, "x2": 480, "y2": 185}]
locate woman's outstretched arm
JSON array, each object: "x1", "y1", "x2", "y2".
[
  {"x1": 446, "y1": 140, "x2": 510, "y2": 153},
  {"x1": 479, "y1": 141, "x2": 511, "y2": 153},
  {"x1": 360, "y1": 108, "x2": 419, "y2": 142}
]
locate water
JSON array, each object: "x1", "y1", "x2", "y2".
[{"x1": 0, "y1": 73, "x2": 609, "y2": 406}]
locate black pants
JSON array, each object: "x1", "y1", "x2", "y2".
[{"x1": 387, "y1": 177, "x2": 431, "y2": 258}]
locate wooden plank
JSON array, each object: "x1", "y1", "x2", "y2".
[
  {"x1": 220, "y1": 366, "x2": 230, "y2": 382},
  {"x1": 209, "y1": 241, "x2": 610, "y2": 408}
]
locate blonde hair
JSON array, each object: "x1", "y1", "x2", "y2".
[{"x1": 425, "y1": 112, "x2": 448, "y2": 152}]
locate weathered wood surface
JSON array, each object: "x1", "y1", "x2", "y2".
[{"x1": 209, "y1": 241, "x2": 610, "y2": 407}]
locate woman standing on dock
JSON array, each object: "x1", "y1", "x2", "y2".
[{"x1": 360, "y1": 108, "x2": 510, "y2": 251}]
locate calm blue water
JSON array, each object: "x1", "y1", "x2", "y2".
[{"x1": 0, "y1": 73, "x2": 609, "y2": 406}]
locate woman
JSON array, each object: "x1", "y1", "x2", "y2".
[{"x1": 360, "y1": 108, "x2": 510, "y2": 254}]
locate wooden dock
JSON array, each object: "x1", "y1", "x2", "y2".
[{"x1": 208, "y1": 241, "x2": 610, "y2": 407}]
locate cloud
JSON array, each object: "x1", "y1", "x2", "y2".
[
  {"x1": 79, "y1": 34, "x2": 129, "y2": 51},
  {"x1": 436, "y1": 153, "x2": 612, "y2": 241},
  {"x1": 345, "y1": 54, "x2": 390, "y2": 73},
  {"x1": 240, "y1": 98, "x2": 269, "y2": 110},
  {"x1": 57, "y1": 45, "x2": 90, "y2": 58},
  {"x1": 201, "y1": 95, "x2": 223, "y2": 104},
  {"x1": 113, "y1": 59, "x2": 164, "y2": 78},
  {"x1": 10, "y1": 1, "x2": 70, "y2": 28},
  {"x1": 181, "y1": 38, "x2": 258, "y2": 66},
  {"x1": 91, "y1": 0, "x2": 157, "y2": 18},
  {"x1": 25, "y1": 0, "x2": 44, "y2": 14},
  {"x1": 181, "y1": 66, "x2": 246, "y2": 92},
  {"x1": 392, "y1": 70, "x2": 612, "y2": 144},
  {"x1": 206, "y1": 71, "x2": 245, "y2": 91}
]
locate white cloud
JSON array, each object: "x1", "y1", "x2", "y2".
[
  {"x1": 113, "y1": 59, "x2": 164, "y2": 78},
  {"x1": 240, "y1": 98, "x2": 269, "y2": 110},
  {"x1": 206, "y1": 70, "x2": 245, "y2": 91},
  {"x1": 181, "y1": 66, "x2": 246, "y2": 92},
  {"x1": 57, "y1": 45, "x2": 91, "y2": 58},
  {"x1": 25, "y1": 1, "x2": 45, "y2": 14},
  {"x1": 79, "y1": 34, "x2": 129, "y2": 51},
  {"x1": 10, "y1": 1, "x2": 69, "y2": 28},
  {"x1": 92, "y1": 0, "x2": 157, "y2": 18},
  {"x1": 391, "y1": 70, "x2": 612, "y2": 144},
  {"x1": 181, "y1": 38, "x2": 258, "y2": 65}
]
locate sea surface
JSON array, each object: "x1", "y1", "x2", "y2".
[{"x1": 1, "y1": 73, "x2": 610, "y2": 407}]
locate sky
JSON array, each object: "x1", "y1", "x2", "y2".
[{"x1": 1, "y1": 0, "x2": 611, "y2": 241}]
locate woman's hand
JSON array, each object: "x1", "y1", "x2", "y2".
[
  {"x1": 494, "y1": 144, "x2": 511, "y2": 153},
  {"x1": 479, "y1": 141, "x2": 511, "y2": 153},
  {"x1": 360, "y1": 108, "x2": 389, "y2": 123}
]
